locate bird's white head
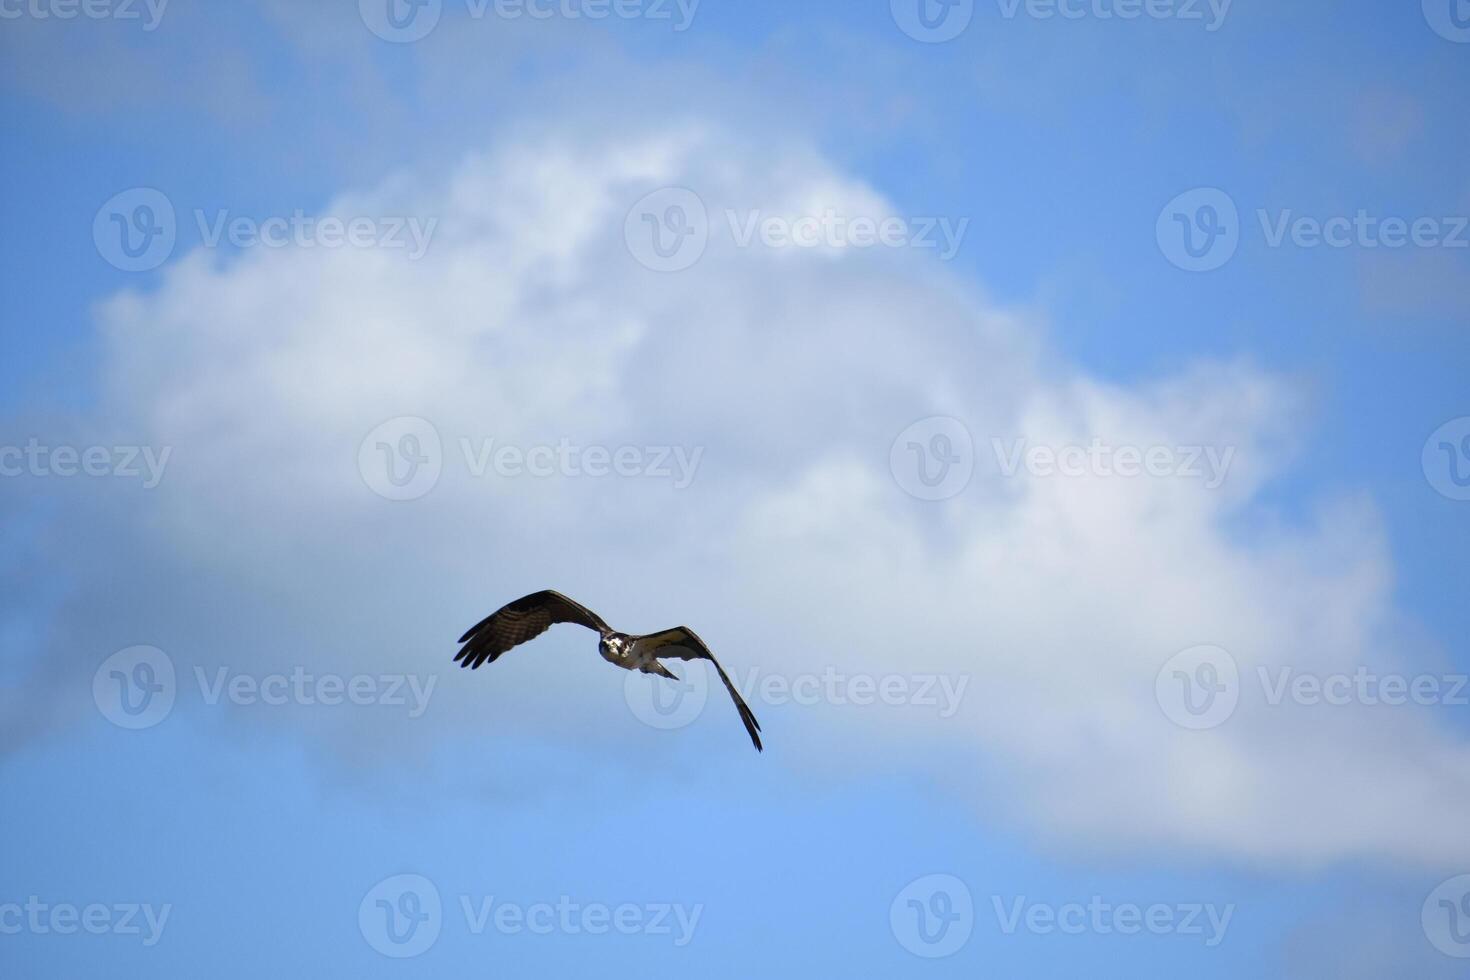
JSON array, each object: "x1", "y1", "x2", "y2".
[{"x1": 599, "y1": 632, "x2": 630, "y2": 664}]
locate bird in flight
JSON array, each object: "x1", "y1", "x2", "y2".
[{"x1": 454, "y1": 590, "x2": 763, "y2": 751}]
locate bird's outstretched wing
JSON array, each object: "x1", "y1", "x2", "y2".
[
  {"x1": 455, "y1": 590, "x2": 611, "y2": 669},
  {"x1": 634, "y1": 626, "x2": 763, "y2": 752}
]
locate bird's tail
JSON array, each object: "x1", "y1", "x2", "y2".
[{"x1": 643, "y1": 661, "x2": 679, "y2": 681}]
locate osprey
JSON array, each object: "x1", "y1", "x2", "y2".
[{"x1": 454, "y1": 590, "x2": 763, "y2": 751}]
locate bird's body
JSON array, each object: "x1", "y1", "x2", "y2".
[
  {"x1": 455, "y1": 590, "x2": 762, "y2": 751},
  {"x1": 597, "y1": 633, "x2": 669, "y2": 676}
]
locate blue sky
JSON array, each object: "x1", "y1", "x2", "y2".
[{"x1": 2, "y1": 1, "x2": 1469, "y2": 976}]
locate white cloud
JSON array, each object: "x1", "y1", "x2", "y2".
[{"x1": 20, "y1": 121, "x2": 1470, "y2": 870}]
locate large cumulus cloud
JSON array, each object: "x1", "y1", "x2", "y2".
[{"x1": 8, "y1": 121, "x2": 1467, "y2": 869}]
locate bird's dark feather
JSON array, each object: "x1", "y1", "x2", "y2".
[
  {"x1": 455, "y1": 590, "x2": 610, "y2": 670},
  {"x1": 635, "y1": 626, "x2": 763, "y2": 751}
]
